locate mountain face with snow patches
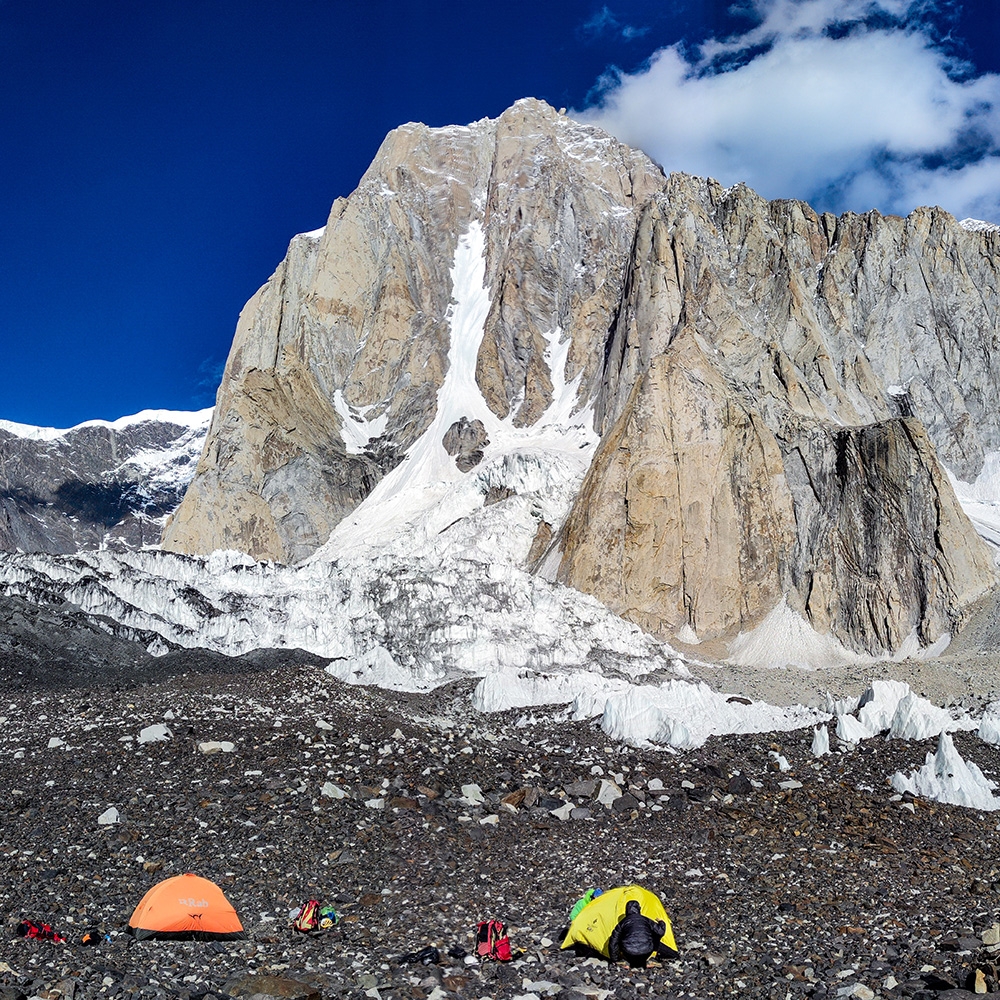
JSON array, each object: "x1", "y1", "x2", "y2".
[
  {"x1": 0, "y1": 410, "x2": 210, "y2": 554},
  {"x1": 158, "y1": 98, "x2": 1000, "y2": 661},
  {"x1": 163, "y1": 99, "x2": 662, "y2": 565}
]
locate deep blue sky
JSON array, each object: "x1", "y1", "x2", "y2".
[{"x1": 3, "y1": 1, "x2": 999, "y2": 427}]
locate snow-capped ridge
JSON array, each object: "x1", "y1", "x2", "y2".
[
  {"x1": 959, "y1": 218, "x2": 1000, "y2": 234},
  {"x1": 0, "y1": 408, "x2": 212, "y2": 442}
]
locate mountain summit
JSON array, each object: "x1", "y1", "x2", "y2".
[{"x1": 162, "y1": 98, "x2": 1000, "y2": 659}]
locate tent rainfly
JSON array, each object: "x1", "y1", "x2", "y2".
[
  {"x1": 127, "y1": 873, "x2": 246, "y2": 941},
  {"x1": 561, "y1": 884, "x2": 677, "y2": 958}
]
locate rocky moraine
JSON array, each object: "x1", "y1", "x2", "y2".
[{"x1": 2, "y1": 658, "x2": 1000, "y2": 1000}]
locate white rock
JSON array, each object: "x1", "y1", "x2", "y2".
[
  {"x1": 647, "y1": 777, "x2": 664, "y2": 791},
  {"x1": 480, "y1": 814, "x2": 500, "y2": 826},
  {"x1": 779, "y1": 780, "x2": 803, "y2": 790},
  {"x1": 198, "y1": 740, "x2": 235, "y2": 754},
  {"x1": 315, "y1": 719, "x2": 334, "y2": 731},
  {"x1": 460, "y1": 783, "x2": 485, "y2": 806},
  {"x1": 97, "y1": 807, "x2": 120, "y2": 826},
  {"x1": 769, "y1": 751, "x2": 791, "y2": 772},
  {"x1": 321, "y1": 782, "x2": 347, "y2": 799},
  {"x1": 365, "y1": 798, "x2": 385, "y2": 809},
  {"x1": 596, "y1": 779, "x2": 622, "y2": 808},
  {"x1": 137, "y1": 724, "x2": 172, "y2": 744},
  {"x1": 549, "y1": 802, "x2": 574, "y2": 821},
  {"x1": 47, "y1": 737, "x2": 65, "y2": 749}
]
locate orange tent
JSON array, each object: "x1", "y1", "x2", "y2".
[{"x1": 127, "y1": 873, "x2": 246, "y2": 941}]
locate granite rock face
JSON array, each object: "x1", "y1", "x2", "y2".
[
  {"x1": 162, "y1": 99, "x2": 663, "y2": 562},
  {"x1": 0, "y1": 412, "x2": 209, "y2": 555},
  {"x1": 558, "y1": 179, "x2": 998, "y2": 652},
  {"x1": 557, "y1": 331, "x2": 797, "y2": 642},
  {"x1": 164, "y1": 100, "x2": 1000, "y2": 655}
]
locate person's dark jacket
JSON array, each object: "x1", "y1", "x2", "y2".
[{"x1": 607, "y1": 900, "x2": 666, "y2": 966}]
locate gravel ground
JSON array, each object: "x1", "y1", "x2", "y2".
[{"x1": 2, "y1": 662, "x2": 1000, "y2": 1000}]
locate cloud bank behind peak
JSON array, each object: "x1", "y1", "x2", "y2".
[{"x1": 578, "y1": 0, "x2": 1000, "y2": 223}]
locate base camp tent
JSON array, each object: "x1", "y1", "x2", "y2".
[
  {"x1": 127, "y1": 873, "x2": 246, "y2": 941},
  {"x1": 561, "y1": 884, "x2": 677, "y2": 958}
]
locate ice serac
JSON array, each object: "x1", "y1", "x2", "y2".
[
  {"x1": 163, "y1": 99, "x2": 663, "y2": 563},
  {"x1": 557, "y1": 176, "x2": 997, "y2": 654}
]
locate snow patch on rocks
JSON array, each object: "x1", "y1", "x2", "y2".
[
  {"x1": 728, "y1": 599, "x2": 951, "y2": 668},
  {"x1": 728, "y1": 599, "x2": 867, "y2": 669}
]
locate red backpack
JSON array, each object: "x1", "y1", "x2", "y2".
[
  {"x1": 475, "y1": 919, "x2": 512, "y2": 961},
  {"x1": 292, "y1": 900, "x2": 320, "y2": 934},
  {"x1": 16, "y1": 921, "x2": 65, "y2": 944}
]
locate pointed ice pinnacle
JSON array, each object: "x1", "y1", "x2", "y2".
[{"x1": 811, "y1": 725, "x2": 830, "y2": 757}]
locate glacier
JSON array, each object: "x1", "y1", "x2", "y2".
[{"x1": 3, "y1": 223, "x2": 1000, "y2": 811}]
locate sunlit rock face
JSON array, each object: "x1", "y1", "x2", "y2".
[
  {"x1": 558, "y1": 179, "x2": 998, "y2": 653},
  {"x1": 163, "y1": 99, "x2": 661, "y2": 564},
  {"x1": 163, "y1": 99, "x2": 1000, "y2": 656}
]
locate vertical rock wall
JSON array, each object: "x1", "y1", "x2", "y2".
[{"x1": 164, "y1": 100, "x2": 1000, "y2": 656}]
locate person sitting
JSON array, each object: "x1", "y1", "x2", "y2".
[{"x1": 607, "y1": 899, "x2": 666, "y2": 967}]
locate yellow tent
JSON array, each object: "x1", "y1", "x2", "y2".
[{"x1": 560, "y1": 884, "x2": 677, "y2": 958}]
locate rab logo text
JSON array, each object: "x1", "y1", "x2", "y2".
[{"x1": 178, "y1": 897, "x2": 209, "y2": 907}]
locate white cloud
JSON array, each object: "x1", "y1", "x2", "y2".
[{"x1": 579, "y1": 0, "x2": 1000, "y2": 222}]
